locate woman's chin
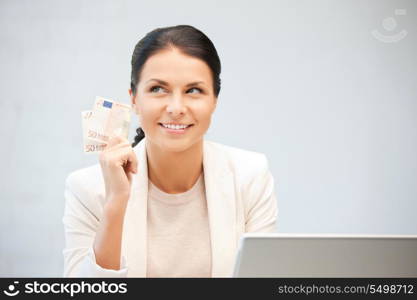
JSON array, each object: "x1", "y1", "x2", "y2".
[{"x1": 157, "y1": 138, "x2": 195, "y2": 153}]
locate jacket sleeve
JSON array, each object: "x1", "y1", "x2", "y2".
[
  {"x1": 62, "y1": 173, "x2": 128, "y2": 277},
  {"x1": 244, "y1": 154, "x2": 278, "y2": 233}
]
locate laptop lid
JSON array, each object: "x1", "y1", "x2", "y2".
[{"x1": 233, "y1": 233, "x2": 417, "y2": 277}]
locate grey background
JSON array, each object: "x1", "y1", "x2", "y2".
[{"x1": 0, "y1": 0, "x2": 416, "y2": 276}]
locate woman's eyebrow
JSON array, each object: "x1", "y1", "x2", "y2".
[
  {"x1": 146, "y1": 79, "x2": 169, "y2": 85},
  {"x1": 185, "y1": 81, "x2": 205, "y2": 87},
  {"x1": 146, "y1": 78, "x2": 205, "y2": 87}
]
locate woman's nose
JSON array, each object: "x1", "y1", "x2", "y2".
[{"x1": 166, "y1": 94, "x2": 187, "y2": 116}]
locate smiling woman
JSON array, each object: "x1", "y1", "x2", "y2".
[
  {"x1": 131, "y1": 48, "x2": 216, "y2": 153},
  {"x1": 129, "y1": 25, "x2": 221, "y2": 151},
  {"x1": 62, "y1": 25, "x2": 278, "y2": 278}
]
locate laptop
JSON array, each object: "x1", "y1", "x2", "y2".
[{"x1": 233, "y1": 233, "x2": 417, "y2": 277}]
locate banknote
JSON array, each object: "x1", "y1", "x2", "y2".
[
  {"x1": 81, "y1": 110, "x2": 107, "y2": 153},
  {"x1": 81, "y1": 96, "x2": 131, "y2": 153},
  {"x1": 87, "y1": 96, "x2": 131, "y2": 144}
]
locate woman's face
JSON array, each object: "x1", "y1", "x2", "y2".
[{"x1": 130, "y1": 48, "x2": 217, "y2": 153}]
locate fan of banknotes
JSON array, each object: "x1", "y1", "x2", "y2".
[{"x1": 82, "y1": 96, "x2": 131, "y2": 153}]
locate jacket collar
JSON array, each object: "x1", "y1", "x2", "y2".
[{"x1": 121, "y1": 137, "x2": 237, "y2": 277}]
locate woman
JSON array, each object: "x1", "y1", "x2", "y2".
[{"x1": 63, "y1": 25, "x2": 278, "y2": 278}]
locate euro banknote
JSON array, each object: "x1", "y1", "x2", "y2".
[
  {"x1": 81, "y1": 110, "x2": 107, "y2": 153},
  {"x1": 82, "y1": 96, "x2": 131, "y2": 153}
]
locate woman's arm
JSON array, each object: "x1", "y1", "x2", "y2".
[
  {"x1": 93, "y1": 197, "x2": 128, "y2": 270},
  {"x1": 62, "y1": 176, "x2": 128, "y2": 277},
  {"x1": 245, "y1": 154, "x2": 278, "y2": 233},
  {"x1": 63, "y1": 136, "x2": 137, "y2": 277}
]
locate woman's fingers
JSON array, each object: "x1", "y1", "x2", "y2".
[
  {"x1": 106, "y1": 140, "x2": 131, "y2": 152},
  {"x1": 105, "y1": 135, "x2": 128, "y2": 149},
  {"x1": 106, "y1": 144, "x2": 138, "y2": 173}
]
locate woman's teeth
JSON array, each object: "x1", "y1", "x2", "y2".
[{"x1": 161, "y1": 123, "x2": 191, "y2": 130}]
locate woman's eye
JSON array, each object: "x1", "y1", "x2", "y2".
[
  {"x1": 150, "y1": 86, "x2": 166, "y2": 93},
  {"x1": 149, "y1": 86, "x2": 202, "y2": 94},
  {"x1": 187, "y1": 87, "x2": 202, "y2": 94}
]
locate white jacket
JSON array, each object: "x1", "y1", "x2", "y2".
[{"x1": 62, "y1": 138, "x2": 278, "y2": 277}]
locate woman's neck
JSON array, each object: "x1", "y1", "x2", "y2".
[{"x1": 146, "y1": 140, "x2": 203, "y2": 194}]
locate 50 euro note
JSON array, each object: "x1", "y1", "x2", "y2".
[
  {"x1": 81, "y1": 110, "x2": 107, "y2": 153},
  {"x1": 82, "y1": 96, "x2": 132, "y2": 153}
]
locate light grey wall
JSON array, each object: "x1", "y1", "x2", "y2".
[{"x1": 1, "y1": 0, "x2": 416, "y2": 276}]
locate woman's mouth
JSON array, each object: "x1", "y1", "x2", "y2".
[{"x1": 158, "y1": 123, "x2": 194, "y2": 135}]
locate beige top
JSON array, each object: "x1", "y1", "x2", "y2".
[{"x1": 146, "y1": 172, "x2": 212, "y2": 277}]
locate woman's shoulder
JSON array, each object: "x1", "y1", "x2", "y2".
[
  {"x1": 65, "y1": 163, "x2": 105, "y2": 205},
  {"x1": 204, "y1": 140, "x2": 271, "y2": 179}
]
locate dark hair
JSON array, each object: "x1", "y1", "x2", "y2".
[{"x1": 130, "y1": 25, "x2": 222, "y2": 147}]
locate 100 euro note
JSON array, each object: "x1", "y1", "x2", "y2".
[{"x1": 82, "y1": 97, "x2": 132, "y2": 153}]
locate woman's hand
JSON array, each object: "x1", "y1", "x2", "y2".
[
  {"x1": 94, "y1": 136, "x2": 137, "y2": 271},
  {"x1": 99, "y1": 136, "x2": 138, "y2": 203}
]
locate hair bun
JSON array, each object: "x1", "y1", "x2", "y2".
[{"x1": 132, "y1": 127, "x2": 145, "y2": 147}]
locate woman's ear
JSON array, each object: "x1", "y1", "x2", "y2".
[
  {"x1": 212, "y1": 96, "x2": 218, "y2": 112},
  {"x1": 129, "y1": 88, "x2": 137, "y2": 111}
]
